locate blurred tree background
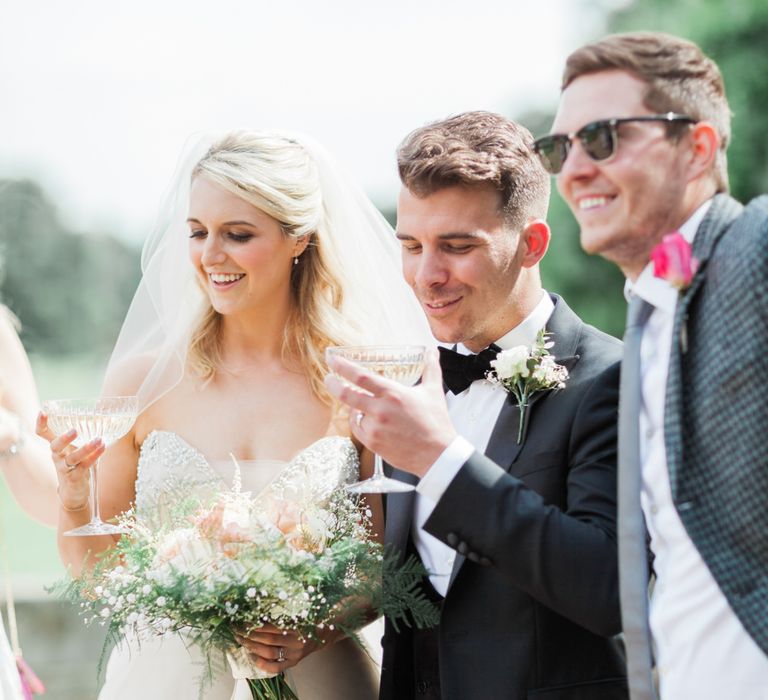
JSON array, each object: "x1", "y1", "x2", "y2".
[
  {"x1": 2, "y1": 0, "x2": 766, "y2": 364},
  {"x1": 4, "y1": 0, "x2": 767, "y2": 358},
  {"x1": 0, "y1": 180, "x2": 140, "y2": 357}
]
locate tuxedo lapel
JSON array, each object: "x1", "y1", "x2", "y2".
[
  {"x1": 484, "y1": 294, "x2": 582, "y2": 471},
  {"x1": 665, "y1": 195, "x2": 742, "y2": 493},
  {"x1": 446, "y1": 295, "x2": 583, "y2": 590},
  {"x1": 383, "y1": 468, "x2": 420, "y2": 565}
]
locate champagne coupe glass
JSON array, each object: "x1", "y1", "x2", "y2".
[
  {"x1": 326, "y1": 345, "x2": 426, "y2": 494},
  {"x1": 43, "y1": 396, "x2": 138, "y2": 536}
]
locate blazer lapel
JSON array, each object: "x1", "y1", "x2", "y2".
[
  {"x1": 665, "y1": 195, "x2": 742, "y2": 493},
  {"x1": 447, "y1": 294, "x2": 583, "y2": 590}
]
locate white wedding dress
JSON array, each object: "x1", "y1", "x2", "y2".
[
  {"x1": 98, "y1": 431, "x2": 381, "y2": 700},
  {"x1": 0, "y1": 614, "x2": 23, "y2": 700}
]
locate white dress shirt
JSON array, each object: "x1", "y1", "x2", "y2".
[
  {"x1": 627, "y1": 200, "x2": 768, "y2": 699},
  {"x1": 412, "y1": 292, "x2": 555, "y2": 596}
]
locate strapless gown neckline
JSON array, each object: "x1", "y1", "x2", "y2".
[{"x1": 134, "y1": 431, "x2": 358, "y2": 524}]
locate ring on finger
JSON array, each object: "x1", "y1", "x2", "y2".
[
  {"x1": 276, "y1": 646, "x2": 286, "y2": 663},
  {"x1": 355, "y1": 411, "x2": 364, "y2": 428},
  {"x1": 64, "y1": 458, "x2": 77, "y2": 473}
]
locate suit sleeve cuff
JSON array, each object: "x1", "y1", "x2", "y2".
[{"x1": 416, "y1": 435, "x2": 475, "y2": 504}]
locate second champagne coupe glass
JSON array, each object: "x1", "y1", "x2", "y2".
[
  {"x1": 326, "y1": 345, "x2": 426, "y2": 494},
  {"x1": 44, "y1": 396, "x2": 138, "y2": 536}
]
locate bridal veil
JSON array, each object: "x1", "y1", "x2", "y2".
[{"x1": 104, "y1": 131, "x2": 434, "y2": 411}]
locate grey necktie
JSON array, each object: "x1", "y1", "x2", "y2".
[{"x1": 618, "y1": 296, "x2": 657, "y2": 700}]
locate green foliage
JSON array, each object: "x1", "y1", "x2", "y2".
[
  {"x1": 247, "y1": 676, "x2": 300, "y2": 700},
  {"x1": 378, "y1": 550, "x2": 442, "y2": 634},
  {"x1": 0, "y1": 179, "x2": 140, "y2": 356}
]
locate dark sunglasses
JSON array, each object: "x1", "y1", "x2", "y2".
[{"x1": 531, "y1": 113, "x2": 696, "y2": 175}]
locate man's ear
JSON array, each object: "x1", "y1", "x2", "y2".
[
  {"x1": 520, "y1": 219, "x2": 550, "y2": 268},
  {"x1": 686, "y1": 121, "x2": 719, "y2": 183}
]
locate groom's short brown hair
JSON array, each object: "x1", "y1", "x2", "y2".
[
  {"x1": 563, "y1": 31, "x2": 731, "y2": 192},
  {"x1": 396, "y1": 111, "x2": 550, "y2": 231}
]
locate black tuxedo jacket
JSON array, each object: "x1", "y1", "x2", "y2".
[{"x1": 380, "y1": 295, "x2": 628, "y2": 700}]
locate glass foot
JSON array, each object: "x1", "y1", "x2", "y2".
[
  {"x1": 346, "y1": 476, "x2": 415, "y2": 494},
  {"x1": 63, "y1": 520, "x2": 128, "y2": 537}
]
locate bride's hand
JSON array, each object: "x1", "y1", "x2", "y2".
[
  {"x1": 36, "y1": 412, "x2": 104, "y2": 510},
  {"x1": 235, "y1": 624, "x2": 338, "y2": 674}
]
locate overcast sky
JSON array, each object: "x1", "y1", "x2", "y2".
[{"x1": 1, "y1": 1, "x2": 611, "y2": 244}]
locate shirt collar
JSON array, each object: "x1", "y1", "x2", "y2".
[
  {"x1": 624, "y1": 199, "x2": 713, "y2": 313},
  {"x1": 457, "y1": 291, "x2": 555, "y2": 355}
]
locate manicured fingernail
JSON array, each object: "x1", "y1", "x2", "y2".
[{"x1": 66, "y1": 429, "x2": 77, "y2": 438}]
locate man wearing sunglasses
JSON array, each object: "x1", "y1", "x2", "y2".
[{"x1": 535, "y1": 31, "x2": 768, "y2": 700}]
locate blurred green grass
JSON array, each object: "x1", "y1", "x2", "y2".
[{"x1": 2, "y1": 353, "x2": 106, "y2": 588}]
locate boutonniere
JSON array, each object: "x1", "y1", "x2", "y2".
[
  {"x1": 486, "y1": 330, "x2": 569, "y2": 444},
  {"x1": 650, "y1": 231, "x2": 699, "y2": 354},
  {"x1": 650, "y1": 231, "x2": 699, "y2": 292}
]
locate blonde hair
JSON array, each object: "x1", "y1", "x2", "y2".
[{"x1": 187, "y1": 131, "x2": 355, "y2": 402}]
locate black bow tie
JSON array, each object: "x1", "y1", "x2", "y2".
[{"x1": 438, "y1": 344, "x2": 501, "y2": 395}]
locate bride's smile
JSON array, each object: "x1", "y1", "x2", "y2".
[{"x1": 209, "y1": 272, "x2": 246, "y2": 287}]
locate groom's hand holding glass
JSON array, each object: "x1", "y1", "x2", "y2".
[{"x1": 324, "y1": 348, "x2": 457, "y2": 479}]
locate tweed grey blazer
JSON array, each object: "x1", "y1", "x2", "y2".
[{"x1": 664, "y1": 193, "x2": 768, "y2": 656}]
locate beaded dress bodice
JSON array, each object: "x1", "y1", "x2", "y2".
[{"x1": 135, "y1": 431, "x2": 360, "y2": 528}]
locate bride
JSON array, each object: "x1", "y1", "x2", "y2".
[{"x1": 39, "y1": 130, "x2": 432, "y2": 699}]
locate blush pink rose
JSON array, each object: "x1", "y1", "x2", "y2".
[{"x1": 650, "y1": 231, "x2": 699, "y2": 290}]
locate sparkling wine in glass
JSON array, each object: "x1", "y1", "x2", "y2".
[
  {"x1": 326, "y1": 345, "x2": 426, "y2": 494},
  {"x1": 43, "y1": 396, "x2": 138, "y2": 536}
]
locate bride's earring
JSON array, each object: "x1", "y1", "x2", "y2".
[{"x1": 293, "y1": 256, "x2": 299, "y2": 265}]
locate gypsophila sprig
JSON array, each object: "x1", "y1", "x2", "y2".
[
  {"x1": 55, "y1": 449, "x2": 438, "y2": 700},
  {"x1": 486, "y1": 330, "x2": 569, "y2": 444}
]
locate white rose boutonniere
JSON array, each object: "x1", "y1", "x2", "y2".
[{"x1": 487, "y1": 330, "x2": 569, "y2": 444}]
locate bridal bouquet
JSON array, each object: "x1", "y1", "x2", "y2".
[{"x1": 57, "y1": 446, "x2": 437, "y2": 700}]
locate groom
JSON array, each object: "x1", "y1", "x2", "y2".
[
  {"x1": 539, "y1": 32, "x2": 768, "y2": 698},
  {"x1": 326, "y1": 111, "x2": 627, "y2": 699}
]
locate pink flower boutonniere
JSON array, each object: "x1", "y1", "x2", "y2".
[{"x1": 650, "y1": 231, "x2": 699, "y2": 291}]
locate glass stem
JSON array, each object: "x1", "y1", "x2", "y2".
[
  {"x1": 89, "y1": 458, "x2": 102, "y2": 525},
  {"x1": 373, "y1": 454, "x2": 385, "y2": 479}
]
